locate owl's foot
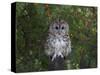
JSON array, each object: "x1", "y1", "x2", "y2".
[{"x1": 51, "y1": 52, "x2": 64, "y2": 61}]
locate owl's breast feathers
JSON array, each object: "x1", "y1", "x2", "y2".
[{"x1": 45, "y1": 34, "x2": 71, "y2": 61}]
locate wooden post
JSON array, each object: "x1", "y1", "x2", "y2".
[{"x1": 48, "y1": 56, "x2": 65, "y2": 70}]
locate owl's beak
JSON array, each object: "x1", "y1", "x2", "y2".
[{"x1": 58, "y1": 32, "x2": 61, "y2": 35}]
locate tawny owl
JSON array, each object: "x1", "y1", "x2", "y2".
[{"x1": 45, "y1": 19, "x2": 71, "y2": 61}]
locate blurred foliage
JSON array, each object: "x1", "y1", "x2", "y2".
[{"x1": 16, "y1": 2, "x2": 97, "y2": 72}]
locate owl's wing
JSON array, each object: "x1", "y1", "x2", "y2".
[
  {"x1": 65, "y1": 37, "x2": 72, "y2": 57},
  {"x1": 44, "y1": 37, "x2": 53, "y2": 56}
]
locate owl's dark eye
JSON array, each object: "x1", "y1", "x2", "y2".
[
  {"x1": 61, "y1": 27, "x2": 64, "y2": 29},
  {"x1": 55, "y1": 26, "x2": 58, "y2": 30}
]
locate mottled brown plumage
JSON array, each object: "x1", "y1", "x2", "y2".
[{"x1": 45, "y1": 19, "x2": 71, "y2": 61}]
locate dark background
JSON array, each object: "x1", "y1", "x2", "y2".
[{"x1": 16, "y1": 2, "x2": 97, "y2": 72}]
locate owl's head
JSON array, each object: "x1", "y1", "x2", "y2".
[{"x1": 49, "y1": 19, "x2": 69, "y2": 36}]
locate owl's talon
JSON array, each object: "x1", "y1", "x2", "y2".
[
  {"x1": 51, "y1": 53, "x2": 57, "y2": 61},
  {"x1": 58, "y1": 52, "x2": 64, "y2": 58},
  {"x1": 51, "y1": 52, "x2": 64, "y2": 61}
]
